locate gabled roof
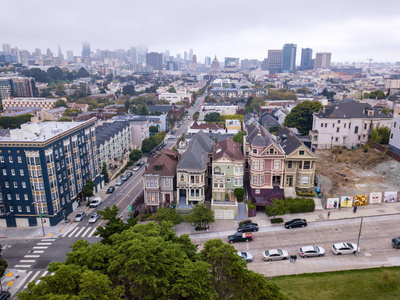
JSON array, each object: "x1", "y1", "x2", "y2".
[
  {"x1": 315, "y1": 102, "x2": 392, "y2": 119},
  {"x1": 275, "y1": 127, "x2": 313, "y2": 156},
  {"x1": 213, "y1": 139, "x2": 244, "y2": 162},
  {"x1": 190, "y1": 121, "x2": 224, "y2": 130},
  {"x1": 145, "y1": 149, "x2": 180, "y2": 177},
  {"x1": 177, "y1": 131, "x2": 213, "y2": 171},
  {"x1": 95, "y1": 121, "x2": 130, "y2": 146},
  {"x1": 260, "y1": 112, "x2": 280, "y2": 128}
]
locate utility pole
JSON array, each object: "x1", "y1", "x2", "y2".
[
  {"x1": 356, "y1": 217, "x2": 364, "y2": 256},
  {"x1": 39, "y1": 213, "x2": 45, "y2": 236}
]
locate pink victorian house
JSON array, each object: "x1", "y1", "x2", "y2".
[{"x1": 243, "y1": 124, "x2": 285, "y2": 210}]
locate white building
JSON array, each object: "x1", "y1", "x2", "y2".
[
  {"x1": 310, "y1": 102, "x2": 392, "y2": 149},
  {"x1": 158, "y1": 92, "x2": 192, "y2": 104},
  {"x1": 389, "y1": 104, "x2": 400, "y2": 152}
]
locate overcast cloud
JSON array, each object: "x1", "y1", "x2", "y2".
[{"x1": 2, "y1": 0, "x2": 400, "y2": 63}]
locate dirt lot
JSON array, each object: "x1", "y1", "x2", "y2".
[{"x1": 315, "y1": 148, "x2": 400, "y2": 197}]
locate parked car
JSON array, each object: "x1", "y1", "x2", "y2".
[
  {"x1": 139, "y1": 161, "x2": 145, "y2": 166},
  {"x1": 133, "y1": 165, "x2": 140, "y2": 171},
  {"x1": 88, "y1": 213, "x2": 100, "y2": 224},
  {"x1": 126, "y1": 171, "x2": 133, "y2": 178},
  {"x1": 74, "y1": 212, "x2": 87, "y2": 222},
  {"x1": 392, "y1": 237, "x2": 400, "y2": 249},
  {"x1": 332, "y1": 242, "x2": 359, "y2": 255},
  {"x1": 89, "y1": 197, "x2": 102, "y2": 208},
  {"x1": 106, "y1": 186, "x2": 115, "y2": 194},
  {"x1": 0, "y1": 291, "x2": 11, "y2": 300},
  {"x1": 299, "y1": 245, "x2": 325, "y2": 258},
  {"x1": 121, "y1": 175, "x2": 128, "y2": 181},
  {"x1": 228, "y1": 232, "x2": 253, "y2": 243},
  {"x1": 171, "y1": 129, "x2": 177, "y2": 134},
  {"x1": 237, "y1": 251, "x2": 253, "y2": 263},
  {"x1": 116, "y1": 180, "x2": 123, "y2": 186},
  {"x1": 285, "y1": 218, "x2": 307, "y2": 229},
  {"x1": 262, "y1": 249, "x2": 289, "y2": 261},
  {"x1": 237, "y1": 223, "x2": 259, "y2": 233}
]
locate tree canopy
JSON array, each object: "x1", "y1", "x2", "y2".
[
  {"x1": 283, "y1": 101, "x2": 323, "y2": 135},
  {"x1": 168, "y1": 86, "x2": 177, "y2": 93},
  {"x1": 233, "y1": 131, "x2": 247, "y2": 147},
  {"x1": 185, "y1": 203, "x2": 215, "y2": 228},
  {"x1": 150, "y1": 207, "x2": 183, "y2": 225},
  {"x1": 0, "y1": 114, "x2": 33, "y2": 129},
  {"x1": 204, "y1": 112, "x2": 221, "y2": 122},
  {"x1": 18, "y1": 222, "x2": 287, "y2": 299},
  {"x1": 122, "y1": 85, "x2": 135, "y2": 96}
]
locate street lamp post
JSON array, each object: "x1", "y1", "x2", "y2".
[
  {"x1": 356, "y1": 217, "x2": 364, "y2": 256},
  {"x1": 39, "y1": 213, "x2": 45, "y2": 236}
]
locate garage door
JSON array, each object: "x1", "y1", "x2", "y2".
[
  {"x1": 15, "y1": 218, "x2": 29, "y2": 227},
  {"x1": 214, "y1": 210, "x2": 235, "y2": 220}
]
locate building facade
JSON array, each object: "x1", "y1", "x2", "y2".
[
  {"x1": 2, "y1": 97, "x2": 57, "y2": 111},
  {"x1": 300, "y1": 48, "x2": 313, "y2": 70},
  {"x1": 146, "y1": 52, "x2": 163, "y2": 70},
  {"x1": 281, "y1": 44, "x2": 297, "y2": 73},
  {"x1": 389, "y1": 104, "x2": 400, "y2": 152},
  {"x1": 0, "y1": 118, "x2": 102, "y2": 227},
  {"x1": 315, "y1": 52, "x2": 332, "y2": 69},
  {"x1": 267, "y1": 50, "x2": 282, "y2": 74},
  {"x1": 144, "y1": 149, "x2": 180, "y2": 212}
]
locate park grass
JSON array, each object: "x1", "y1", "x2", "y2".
[{"x1": 269, "y1": 267, "x2": 400, "y2": 300}]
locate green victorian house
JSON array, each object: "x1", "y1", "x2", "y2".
[{"x1": 211, "y1": 139, "x2": 245, "y2": 219}]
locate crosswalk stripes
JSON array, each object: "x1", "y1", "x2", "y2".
[
  {"x1": 62, "y1": 226, "x2": 99, "y2": 238},
  {"x1": 15, "y1": 270, "x2": 56, "y2": 291}
]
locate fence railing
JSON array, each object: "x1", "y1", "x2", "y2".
[{"x1": 367, "y1": 140, "x2": 400, "y2": 163}]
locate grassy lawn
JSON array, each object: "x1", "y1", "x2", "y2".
[{"x1": 269, "y1": 267, "x2": 400, "y2": 300}]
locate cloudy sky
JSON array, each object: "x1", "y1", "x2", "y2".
[{"x1": 2, "y1": 0, "x2": 400, "y2": 64}]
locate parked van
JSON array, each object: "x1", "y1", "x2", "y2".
[{"x1": 89, "y1": 197, "x2": 102, "y2": 208}]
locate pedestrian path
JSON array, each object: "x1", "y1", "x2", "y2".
[
  {"x1": 14, "y1": 238, "x2": 56, "y2": 269},
  {"x1": 60, "y1": 226, "x2": 99, "y2": 238},
  {"x1": 14, "y1": 269, "x2": 55, "y2": 291}
]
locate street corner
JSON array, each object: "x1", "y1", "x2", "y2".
[{"x1": 2, "y1": 269, "x2": 26, "y2": 292}]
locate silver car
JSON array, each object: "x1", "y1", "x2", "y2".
[
  {"x1": 88, "y1": 213, "x2": 100, "y2": 224},
  {"x1": 74, "y1": 212, "x2": 87, "y2": 222},
  {"x1": 299, "y1": 245, "x2": 325, "y2": 258},
  {"x1": 237, "y1": 251, "x2": 253, "y2": 263},
  {"x1": 332, "y1": 242, "x2": 359, "y2": 255},
  {"x1": 262, "y1": 249, "x2": 289, "y2": 261}
]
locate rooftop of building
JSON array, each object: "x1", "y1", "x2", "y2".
[
  {"x1": 95, "y1": 121, "x2": 130, "y2": 145},
  {"x1": 3, "y1": 97, "x2": 57, "y2": 101}
]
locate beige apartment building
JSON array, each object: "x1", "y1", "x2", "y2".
[{"x1": 3, "y1": 98, "x2": 58, "y2": 111}]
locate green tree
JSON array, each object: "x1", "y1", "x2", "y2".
[
  {"x1": 185, "y1": 203, "x2": 215, "y2": 229},
  {"x1": 129, "y1": 149, "x2": 142, "y2": 162},
  {"x1": 283, "y1": 100, "x2": 323, "y2": 135},
  {"x1": 204, "y1": 112, "x2": 221, "y2": 122},
  {"x1": 150, "y1": 207, "x2": 183, "y2": 226},
  {"x1": 296, "y1": 87, "x2": 311, "y2": 94},
  {"x1": 168, "y1": 86, "x2": 177, "y2": 93},
  {"x1": 233, "y1": 131, "x2": 247, "y2": 147},
  {"x1": 193, "y1": 111, "x2": 200, "y2": 121},
  {"x1": 101, "y1": 162, "x2": 109, "y2": 182},
  {"x1": 0, "y1": 245, "x2": 8, "y2": 292},
  {"x1": 141, "y1": 138, "x2": 157, "y2": 153},
  {"x1": 47, "y1": 67, "x2": 64, "y2": 82},
  {"x1": 77, "y1": 67, "x2": 90, "y2": 78},
  {"x1": 122, "y1": 85, "x2": 135, "y2": 96},
  {"x1": 58, "y1": 117, "x2": 72, "y2": 122},
  {"x1": 54, "y1": 99, "x2": 67, "y2": 108},
  {"x1": 140, "y1": 105, "x2": 149, "y2": 115},
  {"x1": 81, "y1": 180, "x2": 94, "y2": 201},
  {"x1": 378, "y1": 126, "x2": 391, "y2": 144},
  {"x1": 234, "y1": 188, "x2": 245, "y2": 202},
  {"x1": 265, "y1": 198, "x2": 288, "y2": 219},
  {"x1": 124, "y1": 99, "x2": 130, "y2": 112},
  {"x1": 0, "y1": 114, "x2": 33, "y2": 129},
  {"x1": 149, "y1": 125, "x2": 159, "y2": 133}
]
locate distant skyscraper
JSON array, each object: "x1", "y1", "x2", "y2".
[
  {"x1": 192, "y1": 54, "x2": 198, "y2": 70},
  {"x1": 57, "y1": 45, "x2": 64, "y2": 61},
  {"x1": 17, "y1": 50, "x2": 29, "y2": 66},
  {"x1": 205, "y1": 56, "x2": 211, "y2": 66},
  {"x1": 165, "y1": 50, "x2": 170, "y2": 58},
  {"x1": 66, "y1": 50, "x2": 74, "y2": 62},
  {"x1": 261, "y1": 58, "x2": 268, "y2": 70},
  {"x1": 315, "y1": 52, "x2": 332, "y2": 69},
  {"x1": 46, "y1": 48, "x2": 53, "y2": 58},
  {"x1": 82, "y1": 42, "x2": 91, "y2": 59},
  {"x1": 281, "y1": 43, "x2": 297, "y2": 73},
  {"x1": 300, "y1": 48, "x2": 313, "y2": 71},
  {"x1": 184, "y1": 51, "x2": 188, "y2": 61},
  {"x1": 189, "y1": 48, "x2": 193, "y2": 61},
  {"x1": 2, "y1": 44, "x2": 11, "y2": 54},
  {"x1": 115, "y1": 49, "x2": 126, "y2": 62},
  {"x1": 267, "y1": 50, "x2": 283, "y2": 74},
  {"x1": 146, "y1": 52, "x2": 163, "y2": 70},
  {"x1": 130, "y1": 47, "x2": 138, "y2": 65},
  {"x1": 33, "y1": 48, "x2": 42, "y2": 60}
]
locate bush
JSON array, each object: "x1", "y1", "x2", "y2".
[
  {"x1": 270, "y1": 218, "x2": 283, "y2": 224},
  {"x1": 363, "y1": 144, "x2": 369, "y2": 152},
  {"x1": 248, "y1": 202, "x2": 256, "y2": 210},
  {"x1": 296, "y1": 188, "x2": 315, "y2": 197},
  {"x1": 284, "y1": 197, "x2": 315, "y2": 213},
  {"x1": 239, "y1": 219, "x2": 253, "y2": 227}
]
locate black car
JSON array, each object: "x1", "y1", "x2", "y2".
[
  {"x1": 0, "y1": 291, "x2": 11, "y2": 300},
  {"x1": 126, "y1": 171, "x2": 133, "y2": 178},
  {"x1": 237, "y1": 223, "x2": 259, "y2": 232},
  {"x1": 285, "y1": 219, "x2": 307, "y2": 229},
  {"x1": 106, "y1": 186, "x2": 115, "y2": 194},
  {"x1": 392, "y1": 237, "x2": 400, "y2": 249}
]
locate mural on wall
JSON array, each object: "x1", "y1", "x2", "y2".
[
  {"x1": 369, "y1": 192, "x2": 382, "y2": 204},
  {"x1": 384, "y1": 191, "x2": 398, "y2": 203},
  {"x1": 327, "y1": 198, "x2": 339, "y2": 209},
  {"x1": 354, "y1": 194, "x2": 367, "y2": 206},
  {"x1": 340, "y1": 196, "x2": 353, "y2": 208}
]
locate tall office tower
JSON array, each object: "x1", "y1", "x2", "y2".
[
  {"x1": 189, "y1": 48, "x2": 193, "y2": 61},
  {"x1": 82, "y1": 42, "x2": 91, "y2": 59},
  {"x1": 184, "y1": 51, "x2": 188, "y2": 61},
  {"x1": 17, "y1": 50, "x2": 29, "y2": 66},
  {"x1": 205, "y1": 56, "x2": 211, "y2": 66},
  {"x1": 130, "y1": 47, "x2": 138, "y2": 65},
  {"x1": 2, "y1": 44, "x2": 11, "y2": 54},
  {"x1": 10, "y1": 77, "x2": 37, "y2": 97},
  {"x1": 115, "y1": 49, "x2": 126, "y2": 62},
  {"x1": 281, "y1": 43, "x2": 297, "y2": 73},
  {"x1": 58, "y1": 45, "x2": 64, "y2": 61},
  {"x1": 300, "y1": 48, "x2": 313, "y2": 70},
  {"x1": 267, "y1": 50, "x2": 283, "y2": 74},
  {"x1": 315, "y1": 52, "x2": 332, "y2": 69},
  {"x1": 165, "y1": 50, "x2": 170, "y2": 59},
  {"x1": 33, "y1": 48, "x2": 42, "y2": 61},
  {"x1": 0, "y1": 78, "x2": 12, "y2": 100},
  {"x1": 224, "y1": 57, "x2": 240, "y2": 72},
  {"x1": 66, "y1": 50, "x2": 74, "y2": 62},
  {"x1": 192, "y1": 54, "x2": 198, "y2": 70},
  {"x1": 146, "y1": 52, "x2": 163, "y2": 70},
  {"x1": 177, "y1": 53, "x2": 181, "y2": 60},
  {"x1": 261, "y1": 58, "x2": 268, "y2": 70},
  {"x1": 46, "y1": 48, "x2": 54, "y2": 58}
]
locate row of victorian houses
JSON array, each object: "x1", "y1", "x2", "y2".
[{"x1": 143, "y1": 115, "x2": 317, "y2": 219}]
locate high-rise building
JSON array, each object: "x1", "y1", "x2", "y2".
[
  {"x1": 184, "y1": 51, "x2": 188, "y2": 61},
  {"x1": 267, "y1": 50, "x2": 283, "y2": 74},
  {"x1": 57, "y1": 45, "x2": 64, "y2": 61},
  {"x1": 46, "y1": 48, "x2": 54, "y2": 58},
  {"x1": 17, "y1": 50, "x2": 29, "y2": 66},
  {"x1": 66, "y1": 50, "x2": 74, "y2": 63},
  {"x1": 281, "y1": 43, "x2": 297, "y2": 73},
  {"x1": 261, "y1": 58, "x2": 268, "y2": 70},
  {"x1": 0, "y1": 119, "x2": 102, "y2": 227},
  {"x1": 2, "y1": 44, "x2": 11, "y2": 54},
  {"x1": 82, "y1": 42, "x2": 91, "y2": 59},
  {"x1": 33, "y1": 48, "x2": 42, "y2": 61},
  {"x1": 115, "y1": 49, "x2": 126, "y2": 62},
  {"x1": 189, "y1": 48, "x2": 193, "y2": 62},
  {"x1": 0, "y1": 79, "x2": 12, "y2": 100},
  {"x1": 146, "y1": 52, "x2": 163, "y2": 70},
  {"x1": 192, "y1": 54, "x2": 198, "y2": 70},
  {"x1": 165, "y1": 50, "x2": 170, "y2": 59},
  {"x1": 300, "y1": 48, "x2": 313, "y2": 70},
  {"x1": 9, "y1": 78, "x2": 37, "y2": 97},
  {"x1": 130, "y1": 47, "x2": 138, "y2": 65},
  {"x1": 315, "y1": 52, "x2": 332, "y2": 69},
  {"x1": 205, "y1": 56, "x2": 211, "y2": 66}
]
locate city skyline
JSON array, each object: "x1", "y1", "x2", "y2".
[{"x1": 1, "y1": 0, "x2": 400, "y2": 63}]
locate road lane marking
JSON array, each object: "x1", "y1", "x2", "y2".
[
  {"x1": 33, "y1": 246, "x2": 48, "y2": 249},
  {"x1": 19, "y1": 260, "x2": 36, "y2": 263},
  {"x1": 67, "y1": 227, "x2": 79, "y2": 237},
  {"x1": 32, "y1": 251, "x2": 44, "y2": 254},
  {"x1": 15, "y1": 271, "x2": 32, "y2": 290},
  {"x1": 37, "y1": 243, "x2": 52, "y2": 245},
  {"x1": 6, "y1": 280, "x2": 13, "y2": 286},
  {"x1": 81, "y1": 227, "x2": 92, "y2": 237},
  {"x1": 75, "y1": 227, "x2": 85, "y2": 237},
  {"x1": 24, "y1": 255, "x2": 40, "y2": 258},
  {"x1": 24, "y1": 270, "x2": 41, "y2": 288},
  {"x1": 36, "y1": 271, "x2": 48, "y2": 284},
  {"x1": 15, "y1": 265, "x2": 31, "y2": 268},
  {"x1": 87, "y1": 227, "x2": 97, "y2": 237},
  {"x1": 41, "y1": 239, "x2": 56, "y2": 241}
]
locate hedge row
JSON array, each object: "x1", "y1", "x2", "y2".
[
  {"x1": 285, "y1": 197, "x2": 315, "y2": 213},
  {"x1": 270, "y1": 218, "x2": 283, "y2": 224}
]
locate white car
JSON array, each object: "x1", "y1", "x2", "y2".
[
  {"x1": 88, "y1": 213, "x2": 100, "y2": 223},
  {"x1": 89, "y1": 197, "x2": 102, "y2": 208},
  {"x1": 262, "y1": 249, "x2": 289, "y2": 261},
  {"x1": 299, "y1": 245, "x2": 325, "y2": 258},
  {"x1": 237, "y1": 251, "x2": 253, "y2": 263},
  {"x1": 332, "y1": 242, "x2": 359, "y2": 255}
]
